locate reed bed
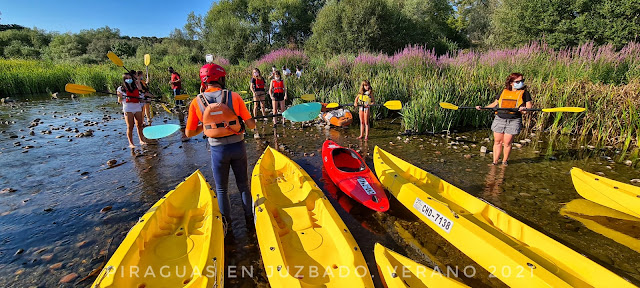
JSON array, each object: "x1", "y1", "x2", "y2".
[{"x1": 2, "y1": 42, "x2": 639, "y2": 160}]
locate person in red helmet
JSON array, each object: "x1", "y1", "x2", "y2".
[{"x1": 185, "y1": 63, "x2": 257, "y2": 234}]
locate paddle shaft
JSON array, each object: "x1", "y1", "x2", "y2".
[
  {"x1": 252, "y1": 114, "x2": 282, "y2": 120},
  {"x1": 461, "y1": 106, "x2": 542, "y2": 112}
]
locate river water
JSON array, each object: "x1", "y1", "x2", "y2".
[{"x1": 0, "y1": 95, "x2": 639, "y2": 287}]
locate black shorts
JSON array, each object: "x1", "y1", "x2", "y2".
[{"x1": 273, "y1": 93, "x2": 285, "y2": 101}]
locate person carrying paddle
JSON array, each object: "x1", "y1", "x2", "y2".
[
  {"x1": 476, "y1": 73, "x2": 532, "y2": 165},
  {"x1": 185, "y1": 62, "x2": 257, "y2": 233},
  {"x1": 354, "y1": 80, "x2": 374, "y2": 140},
  {"x1": 250, "y1": 68, "x2": 267, "y2": 117},
  {"x1": 136, "y1": 70, "x2": 153, "y2": 126},
  {"x1": 269, "y1": 70, "x2": 287, "y2": 126},
  {"x1": 117, "y1": 72, "x2": 149, "y2": 148}
]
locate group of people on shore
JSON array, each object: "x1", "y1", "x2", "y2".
[{"x1": 115, "y1": 59, "x2": 533, "y2": 232}]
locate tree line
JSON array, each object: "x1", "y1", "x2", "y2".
[{"x1": 1, "y1": 0, "x2": 638, "y2": 64}]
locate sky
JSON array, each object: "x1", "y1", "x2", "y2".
[{"x1": 1, "y1": 0, "x2": 213, "y2": 37}]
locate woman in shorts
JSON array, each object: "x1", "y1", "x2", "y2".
[{"x1": 476, "y1": 73, "x2": 532, "y2": 165}]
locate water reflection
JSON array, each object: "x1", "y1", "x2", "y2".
[
  {"x1": 481, "y1": 163, "x2": 506, "y2": 199},
  {"x1": 560, "y1": 199, "x2": 640, "y2": 253}
]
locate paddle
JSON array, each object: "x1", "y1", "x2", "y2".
[
  {"x1": 143, "y1": 54, "x2": 153, "y2": 118},
  {"x1": 326, "y1": 100, "x2": 402, "y2": 110},
  {"x1": 107, "y1": 51, "x2": 134, "y2": 75},
  {"x1": 253, "y1": 102, "x2": 322, "y2": 122},
  {"x1": 143, "y1": 124, "x2": 181, "y2": 139},
  {"x1": 439, "y1": 102, "x2": 586, "y2": 113},
  {"x1": 65, "y1": 83, "x2": 167, "y2": 103}
]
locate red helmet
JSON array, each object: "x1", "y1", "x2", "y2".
[{"x1": 200, "y1": 63, "x2": 226, "y2": 85}]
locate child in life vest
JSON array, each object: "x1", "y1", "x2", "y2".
[
  {"x1": 250, "y1": 68, "x2": 267, "y2": 117},
  {"x1": 269, "y1": 70, "x2": 287, "y2": 125},
  {"x1": 354, "y1": 80, "x2": 374, "y2": 140}
]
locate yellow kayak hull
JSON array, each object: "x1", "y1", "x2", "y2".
[
  {"x1": 252, "y1": 146, "x2": 374, "y2": 287},
  {"x1": 374, "y1": 146, "x2": 635, "y2": 288},
  {"x1": 571, "y1": 167, "x2": 640, "y2": 218},
  {"x1": 92, "y1": 170, "x2": 224, "y2": 288},
  {"x1": 374, "y1": 243, "x2": 469, "y2": 288},
  {"x1": 561, "y1": 199, "x2": 640, "y2": 253}
]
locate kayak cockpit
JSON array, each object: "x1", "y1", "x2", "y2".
[{"x1": 332, "y1": 148, "x2": 366, "y2": 173}]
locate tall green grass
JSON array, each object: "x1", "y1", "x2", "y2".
[{"x1": 1, "y1": 42, "x2": 639, "y2": 162}]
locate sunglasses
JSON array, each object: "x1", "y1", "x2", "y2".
[{"x1": 514, "y1": 79, "x2": 525, "y2": 84}]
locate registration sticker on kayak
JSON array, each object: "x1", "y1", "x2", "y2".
[
  {"x1": 357, "y1": 178, "x2": 376, "y2": 195},
  {"x1": 413, "y1": 198, "x2": 453, "y2": 233}
]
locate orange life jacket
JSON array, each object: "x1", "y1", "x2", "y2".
[
  {"x1": 124, "y1": 88, "x2": 140, "y2": 103},
  {"x1": 497, "y1": 89, "x2": 524, "y2": 114},
  {"x1": 272, "y1": 80, "x2": 284, "y2": 93},
  {"x1": 196, "y1": 90, "x2": 244, "y2": 138},
  {"x1": 254, "y1": 78, "x2": 265, "y2": 90}
]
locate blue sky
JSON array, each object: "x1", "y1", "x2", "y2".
[{"x1": 1, "y1": 0, "x2": 213, "y2": 37}]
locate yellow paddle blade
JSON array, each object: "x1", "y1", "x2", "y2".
[
  {"x1": 65, "y1": 83, "x2": 96, "y2": 94},
  {"x1": 300, "y1": 94, "x2": 315, "y2": 101},
  {"x1": 541, "y1": 107, "x2": 586, "y2": 113},
  {"x1": 383, "y1": 100, "x2": 402, "y2": 110},
  {"x1": 107, "y1": 51, "x2": 124, "y2": 67},
  {"x1": 439, "y1": 102, "x2": 459, "y2": 110},
  {"x1": 144, "y1": 54, "x2": 150, "y2": 66},
  {"x1": 326, "y1": 103, "x2": 339, "y2": 109},
  {"x1": 161, "y1": 103, "x2": 172, "y2": 114},
  {"x1": 244, "y1": 100, "x2": 252, "y2": 105},
  {"x1": 175, "y1": 94, "x2": 190, "y2": 100},
  {"x1": 239, "y1": 90, "x2": 248, "y2": 94}
]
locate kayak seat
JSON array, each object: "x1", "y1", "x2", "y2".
[{"x1": 332, "y1": 149, "x2": 365, "y2": 173}]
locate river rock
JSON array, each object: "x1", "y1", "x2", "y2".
[
  {"x1": 630, "y1": 179, "x2": 640, "y2": 184},
  {"x1": 100, "y1": 206, "x2": 113, "y2": 213},
  {"x1": 1, "y1": 187, "x2": 17, "y2": 194},
  {"x1": 41, "y1": 253, "x2": 54, "y2": 261},
  {"x1": 624, "y1": 160, "x2": 633, "y2": 166},
  {"x1": 49, "y1": 262, "x2": 63, "y2": 270},
  {"x1": 480, "y1": 146, "x2": 488, "y2": 153},
  {"x1": 513, "y1": 143, "x2": 522, "y2": 148},
  {"x1": 59, "y1": 273, "x2": 78, "y2": 283},
  {"x1": 463, "y1": 154, "x2": 472, "y2": 160},
  {"x1": 13, "y1": 142, "x2": 21, "y2": 146},
  {"x1": 14, "y1": 248, "x2": 24, "y2": 255},
  {"x1": 107, "y1": 159, "x2": 117, "y2": 166}
]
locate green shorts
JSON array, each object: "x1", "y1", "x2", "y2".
[{"x1": 491, "y1": 116, "x2": 522, "y2": 135}]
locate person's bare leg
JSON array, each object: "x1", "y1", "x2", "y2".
[
  {"x1": 125, "y1": 112, "x2": 135, "y2": 148},
  {"x1": 501, "y1": 133, "x2": 515, "y2": 164},
  {"x1": 279, "y1": 101, "x2": 286, "y2": 125},
  {"x1": 260, "y1": 100, "x2": 266, "y2": 116},
  {"x1": 493, "y1": 132, "x2": 504, "y2": 164},
  {"x1": 272, "y1": 100, "x2": 278, "y2": 125},
  {"x1": 253, "y1": 96, "x2": 258, "y2": 117},
  {"x1": 144, "y1": 103, "x2": 152, "y2": 125},
  {"x1": 358, "y1": 109, "x2": 365, "y2": 139},
  {"x1": 364, "y1": 109, "x2": 370, "y2": 140},
  {"x1": 134, "y1": 111, "x2": 147, "y2": 145}
]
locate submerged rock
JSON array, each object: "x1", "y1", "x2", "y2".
[{"x1": 59, "y1": 273, "x2": 78, "y2": 283}]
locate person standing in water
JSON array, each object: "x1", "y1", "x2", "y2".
[
  {"x1": 476, "y1": 73, "x2": 532, "y2": 165},
  {"x1": 168, "y1": 67, "x2": 188, "y2": 141},
  {"x1": 117, "y1": 72, "x2": 149, "y2": 148},
  {"x1": 136, "y1": 70, "x2": 153, "y2": 126},
  {"x1": 269, "y1": 70, "x2": 287, "y2": 126},
  {"x1": 185, "y1": 62, "x2": 257, "y2": 233},
  {"x1": 250, "y1": 68, "x2": 267, "y2": 117},
  {"x1": 354, "y1": 80, "x2": 374, "y2": 140}
]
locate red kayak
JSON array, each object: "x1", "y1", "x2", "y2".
[{"x1": 322, "y1": 140, "x2": 389, "y2": 212}]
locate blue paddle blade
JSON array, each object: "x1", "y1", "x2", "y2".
[
  {"x1": 143, "y1": 124, "x2": 181, "y2": 139},
  {"x1": 282, "y1": 102, "x2": 322, "y2": 122}
]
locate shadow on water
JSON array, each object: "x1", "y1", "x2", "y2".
[{"x1": 1, "y1": 95, "x2": 639, "y2": 287}]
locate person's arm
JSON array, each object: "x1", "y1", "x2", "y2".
[
  {"x1": 250, "y1": 79, "x2": 256, "y2": 94},
  {"x1": 185, "y1": 102, "x2": 203, "y2": 137},
  {"x1": 519, "y1": 91, "x2": 533, "y2": 114},
  {"x1": 354, "y1": 94, "x2": 359, "y2": 107},
  {"x1": 369, "y1": 91, "x2": 374, "y2": 106},
  {"x1": 283, "y1": 81, "x2": 287, "y2": 100},
  {"x1": 269, "y1": 80, "x2": 274, "y2": 97},
  {"x1": 117, "y1": 90, "x2": 123, "y2": 104},
  {"x1": 476, "y1": 99, "x2": 499, "y2": 110}
]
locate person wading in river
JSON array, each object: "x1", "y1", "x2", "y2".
[
  {"x1": 269, "y1": 70, "x2": 287, "y2": 126},
  {"x1": 117, "y1": 72, "x2": 150, "y2": 148},
  {"x1": 168, "y1": 67, "x2": 188, "y2": 141},
  {"x1": 250, "y1": 68, "x2": 267, "y2": 117},
  {"x1": 354, "y1": 80, "x2": 374, "y2": 140},
  {"x1": 185, "y1": 63, "x2": 256, "y2": 233},
  {"x1": 136, "y1": 70, "x2": 153, "y2": 126},
  {"x1": 476, "y1": 73, "x2": 532, "y2": 165}
]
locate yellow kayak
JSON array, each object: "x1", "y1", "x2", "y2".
[
  {"x1": 374, "y1": 243, "x2": 469, "y2": 288},
  {"x1": 374, "y1": 146, "x2": 636, "y2": 288},
  {"x1": 561, "y1": 199, "x2": 640, "y2": 253},
  {"x1": 571, "y1": 167, "x2": 640, "y2": 218},
  {"x1": 252, "y1": 146, "x2": 374, "y2": 287},
  {"x1": 92, "y1": 170, "x2": 224, "y2": 288}
]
